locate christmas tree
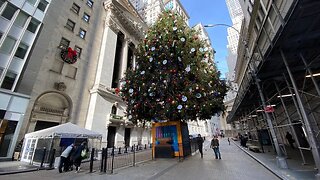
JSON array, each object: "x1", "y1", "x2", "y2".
[{"x1": 120, "y1": 11, "x2": 227, "y2": 123}]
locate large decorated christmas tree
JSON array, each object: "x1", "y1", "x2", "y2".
[{"x1": 120, "y1": 11, "x2": 227, "y2": 124}]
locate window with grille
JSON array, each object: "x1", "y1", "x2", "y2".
[
  {"x1": 51, "y1": 60, "x2": 63, "y2": 73},
  {"x1": 83, "y1": 12, "x2": 90, "y2": 23},
  {"x1": 74, "y1": 46, "x2": 82, "y2": 58},
  {"x1": 59, "y1": 37, "x2": 70, "y2": 49},
  {"x1": 79, "y1": 28, "x2": 86, "y2": 39},
  {"x1": 71, "y1": 3, "x2": 80, "y2": 14},
  {"x1": 87, "y1": 0, "x2": 93, "y2": 8},
  {"x1": 65, "y1": 19, "x2": 75, "y2": 31}
]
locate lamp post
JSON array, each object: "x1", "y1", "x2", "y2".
[{"x1": 204, "y1": 24, "x2": 288, "y2": 168}]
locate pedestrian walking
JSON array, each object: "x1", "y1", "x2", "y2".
[
  {"x1": 285, "y1": 131, "x2": 295, "y2": 149},
  {"x1": 72, "y1": 141, "x2": 88, "y2": 173},
  {"x1": 227, "y1": 137, "x2": 230, "y2": 145},
  {"x1": 210, "y1": 136, "x2": 221, "y2": 159},
  {"x1": 197, "y1": 134, "x2": 204, "y2": 158},
  {"x1": 58, "y1": 143, "x2": 74, "y2": 173}
]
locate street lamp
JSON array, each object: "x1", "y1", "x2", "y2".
[{"x1": 204, "y1": 23, "x2": 288, "y2": 169}]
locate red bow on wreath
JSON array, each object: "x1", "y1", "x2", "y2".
[{"x1": 61, "y1": 47, "x2": 78, "y2": 64}]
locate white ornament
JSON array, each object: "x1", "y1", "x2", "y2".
[
  {"x1": 151, "y1": 47, "x2": 155, "y2": 51},
  {"x1": 177, "y1": 105, "x2": 182, "y2": 110},
  {"x1": 191, "y1": 48, "x2": 195, "y2": 52},
  {"x1": 185, "y1": 65, "x2": 191, "y2": 72},
  {"x1": 182, "y1": 96, "x2": 187, "y2": 102},
  {"x1": 178, "y1": 57, "x2": 182, "y2": 61},
  {"x1": 129, "y1": 89, "x2": 134, "y2": 93},
  {"x1": 140, "y1": 71, "x2": 145, "y2": 75},
  {"x1": 163, "y1": 60, "x2": 168, "y2": 65},
  {"x1": 199, "y1": 47, "x2": 204, "y2": 52},
  {"x1": 173, "y1": 27, "x2": 177, "y2": 31},
  {"x1": 181, "y1": 37, "x2": 185, "y2": 42},
  {"x1": 149, "y1": 57, "x2": 153, "y2": 62}
]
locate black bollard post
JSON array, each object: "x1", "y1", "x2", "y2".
[
  {"x1": 124, "y1": 146, "x2": 128, "y2": 153},
  {"x1": 118, "y1": 147, "x2": 121, "y2": 154},
  {"x1": 131, "y1": 145, "x2": 134, "y2": 152},
  {"x1": 111, "y1": 147, "x2": 115, "y2": 174},
  {"x1": 133, "y1": 144, "x2": 136, "y2": 166},
  {"x1": 100, "y1": 148, "x2": 105, "y2": 172},
  {"x1": 103, "y1": 148, "x2": 107, "y2": 173},
  {"x1": 90, "y1": 148, "x2": 95, "y2": 173},
  {"x1": 40, "y1": 147, "x2": 46, "y2": 169},
  {"x1": 136, "y1": 145, "x2": 139, "y2": 151},
  {"x1": 49, "y1": 149, "x2": 56, "y2": 169}
]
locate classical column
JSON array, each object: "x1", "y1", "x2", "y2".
[{"x1": 120, "y1": 38, "x2": 129, "y2": 78}]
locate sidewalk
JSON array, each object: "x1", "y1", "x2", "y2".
[
  {"x1": 232, "y1": 139, "x2": 317, "y2": 180},
  {"x1": 0, "y1": 161, "x2": 39, "y2": 175},
  {"x1": 1, "y1": 139, "x2": 280, "y2": 180}
]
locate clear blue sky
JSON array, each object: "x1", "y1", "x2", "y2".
[{"x1": 180, "y1": 0, "x2": 231, "y2": 78}]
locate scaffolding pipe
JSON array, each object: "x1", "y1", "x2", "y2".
[
  {"x1": 253, "y1": 73, "x2": 288, "y2": 168},
  {"x1": 280, "y1": 49, "x2": 320, "y2": 178},
  {"x1": 274, "y1": 81, "x2": 307, "y2": 165},
  {"x1": 299, "y1": 53, "x2": 320, "y2": 97}
]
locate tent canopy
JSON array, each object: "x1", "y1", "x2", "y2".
[{"x1": 25, "y1": 122, "x2": 102, "y2": 139}]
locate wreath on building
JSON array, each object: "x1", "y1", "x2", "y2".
[{"x1": 60, "y1": 47, "x2": 78, "y2": 64}]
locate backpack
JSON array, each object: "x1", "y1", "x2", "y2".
[{"x1": 81, "y1": 149, "x2": 88, "y2": 159}]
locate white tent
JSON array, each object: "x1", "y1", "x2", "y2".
[
  {"x1": 21, "y1": 123, "x2": 102, "y2": 165},
  {"x1": 25, "y1": 122, "x2": 102, "y2": 139}
]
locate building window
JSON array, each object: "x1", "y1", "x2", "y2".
[
  {"x1": 65, "y1": 19, "x2": 75, "y2": 31},
  {"x1": 37, "y1": 0, "x2": 48, "y2": 12},
  {"x1": 82, "y1": 12, "x2": 90, "y2": 23},
  {"x1": 1, "y1": 71, "x2": 17, "y2": 90},
  {"x1": 27, "y1": 18, "x2": 40, "y2": 33},
  {"x1": 71, "y1": 3, "x2": 80, "y2": 14},
  {"x1": 14, "y1": 12, "x2": 28, "y2": 27},
  {"x1": 0, "y1": 36, "x2": 16, "y2": 54},
  {"x1": 74, "y1": 45, "x2": 82, "y2": 58},
  {"x1": 14, "y1": 43, "x2": 29, "y2": 59},
  {"x1": 59, "y1": 37, "x2": 70, "y2": 49},
  {"x1": 26, "y1": 0, "x2": 37, "y2": 6},
  {"x1": 86, "y1": 0, "x2": 93, "y2": 8},
  {"x1": 79, "y1": 28, "x2": 86, "y2": 39},
  {"x1": 66, "y1": 66, "x2": 77, "y2": 79},
  {"x1": 1, "y1": 3, "x2": 17, "y2": 20}
]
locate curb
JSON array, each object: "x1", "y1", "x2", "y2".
[
  {"x1": 232, "y1": 141, "x2": 286, "y2": 180},
  {"x1": 0, "y1": 168, "x2": 39, "y2": 176}
]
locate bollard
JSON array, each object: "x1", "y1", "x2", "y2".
[
  {"x1": 144, "y1": 144, "x2": 147, "y2": 149},
  {"x1": 90, "y1": 148, "x2": 95, "y2": 173},
  {"x1": 124, "y1": 146, "x2": 128, "y2": 153},
  {"x1": 103, "y1": 148, "x2": 107, "y2": 173},
  {"x1": 49, "y1": 149, "x2": 56, "y2": 169},
  {"x1": 133, "y1": 144, "x2": 136, "y2": 166},
  {"x1": 111, "y1": 147, "x2": 115, "y2": 174},
  {"x1": 131, "y1": 145, "x2": 134, "y2": 152},
  {"x1": 136, "y1": 145, "x2": 139, "y2": 151},
  {"x1": 118, "y1": 147, "x2": 122, "y2": 154},
  {"x1": 100, "y1": 148, "x2": 105, "y2": 172}
]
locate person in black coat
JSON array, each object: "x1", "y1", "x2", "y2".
[
  {"x1": 72, "y1": 142, "x2": 87, "y2": 172},
  {"x1": 197, "y1": 134, "x2": 204, "y2": 158}
]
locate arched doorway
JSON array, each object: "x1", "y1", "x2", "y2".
[{"x1": 28, "y1": 91, "x2": 72, "y2": 132}]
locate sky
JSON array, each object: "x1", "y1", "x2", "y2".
[{"x1": 180, "y1": 0, "x2": 232, "y2": 78}]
